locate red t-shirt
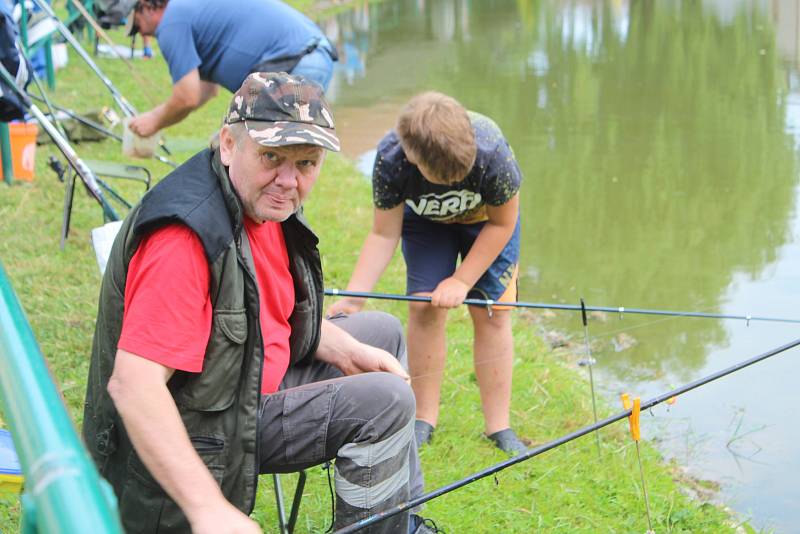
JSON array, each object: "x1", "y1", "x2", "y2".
[{"x1": 117, "y1": 221, "x2": 294, "y2": 394}]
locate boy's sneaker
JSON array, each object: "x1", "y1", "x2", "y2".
[
  {"x1": 409, "y1": 513, "x2": 445, "y2": 533},
  {"x1": 414, "y1": 420, "x2": 435, "y2": 448},
  {"x1": 487, "y1": 428, "x2": 528, "y2": 455}
]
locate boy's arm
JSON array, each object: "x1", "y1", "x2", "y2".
[
  {"x1": 327, "y1": 204, "x2": 404, "y2": 315},
  {"x1": 431, "y1": 194, "x2": 519, "y2": 308}
]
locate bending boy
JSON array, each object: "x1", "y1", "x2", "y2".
[{"x1": 328, "y1": 92, "x2": 526, "y2": 454}]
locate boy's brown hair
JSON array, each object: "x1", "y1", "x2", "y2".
[{"x1": 396, "y1": 92, "x2": 476, "y2": 184}]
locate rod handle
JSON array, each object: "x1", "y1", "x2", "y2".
[{"x1": 580, "y1": 297, "x2": 588, "y2": 326}]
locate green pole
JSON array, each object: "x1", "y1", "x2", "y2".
[
  {"x1": 85, "y1": 0, "x2": 96, "y2": 47},
  {"x1": 19, "y1": 7, "x2": 29, "y2": 52},
  {"x1": 0, "y1": 123, "x2": 14, "y2": 185},
  {"x1": 0, "y1": 261, "x2": 124, "y2": 534},
  {"x1": 44, "y1": 37, "x2": 55, "y2": 90}
]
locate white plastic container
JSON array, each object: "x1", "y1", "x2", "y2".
[
  {"x1": 122, "y1": 117, "x2": 160, "y2": 159},
  {"x1": 51, "y1": 43, "x2": 68, "y2": 70}
]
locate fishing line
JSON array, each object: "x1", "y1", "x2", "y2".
[
  {"x1": 68, "y1": 0, "x2": 161, "y2": 106},
  {"x1": 30, "y1": 0, "x2": 178, "y2": 167},
  {"x1": 332, "y1": 337, "x2": 800, "y2": 533},
  {"x1": 579, "y1": 298, "x2": 601, "y2": 456}
]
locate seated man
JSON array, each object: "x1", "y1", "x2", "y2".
[{"x1": 82, "y1": 72, "x2": 436, "y2": 533}]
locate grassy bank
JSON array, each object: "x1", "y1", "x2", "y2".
[{"x1": 0, "y1": 3, "x2": 747, "y2": 532}]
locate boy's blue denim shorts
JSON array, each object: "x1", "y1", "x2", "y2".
[{"x1": 400, "y1": 206, "x2": 520, "y2": 302}]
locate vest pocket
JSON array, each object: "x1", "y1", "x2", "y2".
[
  {"x1": 177, "y1": 309, "x2": 248, "y2": 411},
  {"x1": 119, "y1": 447, "x2": 226, "y2": 534}
]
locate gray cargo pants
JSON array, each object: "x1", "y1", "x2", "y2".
[{"x1": 258, "y1": 311, "x2": 424, "y2": 533}]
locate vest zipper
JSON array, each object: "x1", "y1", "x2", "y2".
[{"x1": 236, "y1": 240, "x2": 264, "y2": 516}]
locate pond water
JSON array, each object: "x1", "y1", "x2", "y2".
[{"x1": 322, "y1": 0, "x2": 800, "y2": 530}]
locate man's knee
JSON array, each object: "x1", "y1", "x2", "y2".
[
  {"x1": 366, "y1": 311, "x2": 405, "y2": 361},
  {"x1": 343, "y1": 372, "x2": 415, "y2": 438},
  {"x1": 368, "y1": 372, "x2": 415, "y2": 428}
]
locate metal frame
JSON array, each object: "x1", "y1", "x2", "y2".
[{"x1": 273, "y1": 471, "x2": 307, "y2": 534}]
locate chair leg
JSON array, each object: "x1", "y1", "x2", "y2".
[
  {"x1": 273, "y1": 474, "x2": 290, "y2": 534},
  {"x1": 287, "y1": 470, "x2": 307, "y2": 534}
]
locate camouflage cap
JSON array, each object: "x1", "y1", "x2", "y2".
[{"x1": 225, "y1": 72, "x2": 340, "y2": 152}]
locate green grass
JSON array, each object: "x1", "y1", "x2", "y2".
[{"x1": 0, "y1": 2, "x2": 751, "y2": 532}]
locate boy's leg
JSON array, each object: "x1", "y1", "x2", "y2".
[
  {"x1": 401, "y1": 208, "x2": 460, "y2": 433},
  {"x1": 259, "y1": 371, "x2": 415, "y2": 533},
  {"x1": 407, "y1": 300, "x2": 449, "y2": 428},
  {"x1": 468, "y1": 306, "x2": 514, "y2": 434},
  {"x1": 463, "y1": 216, "x2": 524, "y2": 450}
]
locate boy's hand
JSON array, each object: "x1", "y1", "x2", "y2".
[
  {"x1": 326, "y1": 297, "x2": 365, "y2": 317},
  {"x1": 431, "y1": 277, "x2": 470, "y2": 308}
]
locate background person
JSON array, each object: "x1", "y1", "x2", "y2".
[
  {"x1": 83, "y1": 73, "x2": 438, "y2": 534},
  {"x1": 126, "y1": 0, "x2": 337, "y2": 138},
  {"x1": 328, "y1": 91, "x2": 526, "y2": 454}
]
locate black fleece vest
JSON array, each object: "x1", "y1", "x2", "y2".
[{"x1": 82, "y1": 149, "x2": 323, "y2": 533}]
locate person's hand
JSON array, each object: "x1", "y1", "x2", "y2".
[
  {"x1": 188, "y1": 500, "x2": 262, "y2": 534},
  {"x1": 326, "y1": 297, "x2": 365, "y2": 317},
  {"x1": 128, "y1": 111, "x2": 161, "y2": 138},
  {"x1": 335, "y1": 343, "x2": 410, "y2": 383},
  {"x1": 431, "y1": 276, "x2": 470, "y2": 308}
]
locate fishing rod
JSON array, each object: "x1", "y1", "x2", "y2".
[
  {"x1": 325, "y1": 289, "x2": 800, "y2": 325},
  {"x1": 333, "y1": 336, "x2": 800, "y2": 533},
  {"x1": 69, "y1": 0, "x2": 137, "y2": 72},
  {"x1": 31, "y1": 0, "x2": 134, "y2": 116},
  {"x1": 67, "y1": 0, "x2": 159, "y2": 105},
  {"x1": 0, "y1": 61, "x2": 118, "y2": 246},
  {"x1": 30, "y1": 0, "x2": 177, "y2": 168},
  {"x1": 17, "y1": 45, "x2": 68, "y2": 139},
  {"x1": 25, "y1": 92, "x2": 122, "y2": 141}
]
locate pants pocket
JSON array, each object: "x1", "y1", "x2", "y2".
[{"x1": 282, "y1": 383, "x2": 335, "y2": 464}]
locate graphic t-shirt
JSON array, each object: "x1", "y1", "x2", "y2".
[
  {"x1": 372, "y1": 112, "x2": 522, "y2": 224},
  {"x1": 118, "y1": 221, "x2": 294, "y2": 394}
]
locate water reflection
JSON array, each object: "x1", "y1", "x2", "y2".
[{"x1": 323, "y1": 0, "x2": 800, "y2": 528}]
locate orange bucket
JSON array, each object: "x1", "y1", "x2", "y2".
[{"x1": 0, "y1": 122, "x2": 38, "y2": 181}]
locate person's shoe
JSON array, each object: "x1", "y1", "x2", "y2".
[
  {"x1": 414, "y1": 420, "x2": 435, "y2": 448},
  {"x1": 409, "y1": 513, "x2": 445, "y2": 533},
  {"x1": 487, "y1": 428, "x2": 528, "y2": 455}
]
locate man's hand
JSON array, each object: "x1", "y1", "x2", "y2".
[
  {"x1": 334, "y1": 342, "x2": 409, "y2": 382},
  {"x1": 431, "y1": 276, "x2": 470, "y2": 308},
  {"x1": 188, "y1": 500, "x2": 262, "y2": 534},
  {"x1": 326, "y1": 297, "x2": 365, "y2": 317},
  {"x1": 317, "y1": 319, "x2": 410, "y2": 382},
  {"x1": 128, "y1": 110, "x2": 161, "y2": 138}
]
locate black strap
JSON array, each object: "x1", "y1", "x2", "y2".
[{"x1": 250, "y1": 38, "x2": 337, "y2": 75}]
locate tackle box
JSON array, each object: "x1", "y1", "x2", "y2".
[{"x1": 0, "y1": 429, "x2": 23, "y2": 493}]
